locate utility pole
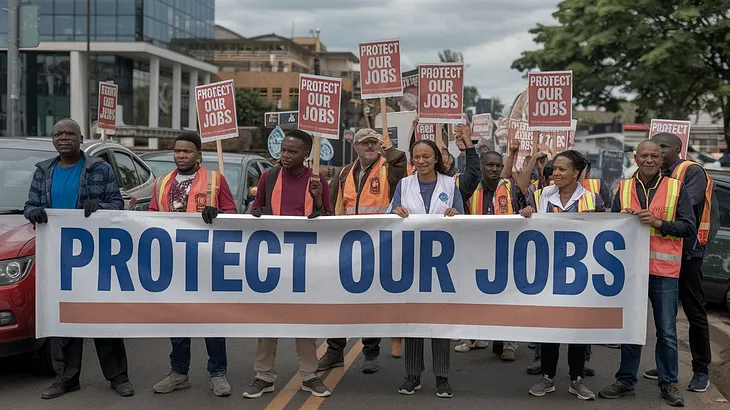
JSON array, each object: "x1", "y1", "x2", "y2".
[{"x1": 6, "y1": 0, "x2": 20, "y2": 137}]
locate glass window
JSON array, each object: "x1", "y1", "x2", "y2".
[
  {"x1": 133, "y1": 158, "x2": 151, "y2": 182},
  {"x1": 33, "y1": 0, "x2": 54, "y2": 14},
  {"x1": 246, "y1": 163, "x2": 261, "y2": 191},
  {"x1": 0, "y1": 149, "x2": 56, "y2": 210},
  {"x1": 54, "y1": 15, "x2": 74, "y2": 41},
  {"x1": 117, "y1": 15, "x2": 134, "y2": 36},
  {"x1": 55, "y1": 0, "x2": 75, "y2": 14},
  {"x1": 117, "y1": 0, "x2": 136, "y2": 14},
  {"x1": 97, "y1": 0, "x2": 117, "y2": 15},
  {"x1": 75, "y1": 0, "x2": 95, "y2": 14},
  {"x1": 39, "y1": 15, "x2": 53, "y2": 35},
  {"x1": 113, "y1": 152, "x2": 141, "y2": 190},
  {"x1": 95, "y1": 15, "x2": 116, "y2": 39},
  {"x1": 74, "y1": 16, "x2": 88, "y2": 38}
]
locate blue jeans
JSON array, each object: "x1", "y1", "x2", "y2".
[
  {"x1": 170, "y1": 338, "x2": 227, "y2": 377},
  {"x1": 616, "y1": 275, "x2": 679, "y2": 389}
]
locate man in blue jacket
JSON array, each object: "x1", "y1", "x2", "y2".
[{"x1": 24, "y1": 118, "x2": 133, "y2": 400}]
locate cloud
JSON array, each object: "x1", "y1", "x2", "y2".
[{"x1": 215, "y1": 0, "x2": 559, "y2": 104}]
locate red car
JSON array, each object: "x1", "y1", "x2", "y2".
[{"x1": 0, "y1": 138, "x2": 155, "y2": 373}]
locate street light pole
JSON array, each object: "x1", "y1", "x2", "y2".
[
  {"x1": 86, "y1": 0, "x2": 91, "y2": 138},
  {"x1": 6, "y1": 0, "x2": 20, "y2": 137}
]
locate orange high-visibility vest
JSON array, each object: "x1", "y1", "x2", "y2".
[
  {"x1": 269, "y1": 168, "x2": 313, "y2": 216},
  {"x1": 619, "y1": 176, "x2": 683, "y2": 278},
  {"x1": 155, "y1": 168, "x2": 220, "y2": 212},
  {"x1": 671, "y1": 160, "x2": 714, "y2": 246},
  {"x1": 493, "y1": 178, "x2": 515, "y2": 215},
  {"x1": 341, "y1": 156, "x2": 390, "y2": 215},
  {"x1": 582, "y1": 179, "x2": 601, "y2": 195},
  {"x1": 546, "y1": 192, "x2": 596, "y2": 213}
]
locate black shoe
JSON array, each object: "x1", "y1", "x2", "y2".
[
  {"x1": 598, "y1": 382, "x2": 635, "y2": 399},
  {"x1": 317, "y1": 351, "x2": 344, "y2": 371},
  {"x1": 361, "y1": 356, "x2": 379, "y2": 374},
  {"x1": 112, "y1": 381, "x2": 135, "y2": 397},
  {"x1": 398, "y1": 376, "x2": 421, "y2": 395},
  {"x1": 436, "y1": 377, "x2": 453, "y2": 398},
  {"x1": 41, "y1": 383, "x2": 80, "y2": 399},
  {"x1": 661, "y1": 383, "x2": 685, "y2": 407},
  {"x1": 584, "y1": 361, "x2": 595, "y2": 377}
]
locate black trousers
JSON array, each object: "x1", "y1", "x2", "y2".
[
  {"x1": 51, "y1": 337, "x2": 129, "y2": 387},
  {"x1": 680, "y1": 257, "x2": 711, "y2": 374},
  {"x1": 326, "y1": 338, "x2": 381, "y2": 358},
  {"x1": 540, "y1": 343, "x2": 586, "y2": 380}
]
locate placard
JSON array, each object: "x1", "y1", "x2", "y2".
[
  {"x1": 298, "y1": 74, "x2": 342, "y2": 139},
  {"x1": 528, "y1": 71, "x2": 573, "y2": 130},
  {"x1": 97, "y1": 82, "x2": 118, "y2": 134},
  {"x1": 359, "y1": 40, "x2": 403, "y2": 99},
  {"x1": 649, "y1": 119, "x2": 691, "y2": 159},
  {"x1": 195, "y1": 79, "x2": 239, "y2": 143},
  {"x1": 418, "y1": 63, "x2": 465, "y2": 124}
]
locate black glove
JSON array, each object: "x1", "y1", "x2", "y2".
[
  {"x1": 251, "y1": 208, "x2": 263, "y2": 218},
  {"x1": 202, "y1": 206, "x2": 220, "y2": 224},
  {"x1": 27, "y1": 207, "x2": 48, "y2": 225},
  {"x1": 83, "y1": 199, "x2": 99, "y2": 217}
]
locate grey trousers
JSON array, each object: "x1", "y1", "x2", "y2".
[{"x1": 405, "y1": 338, "x2": 450, "y2": 378}]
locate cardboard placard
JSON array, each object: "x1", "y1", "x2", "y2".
[
  {"x1": 415, "y1": 123, "x2": 436, "y2": 142},
  {"x1": 97, "y1": 82, "x2": 118, "y2": 134},
  {"x1": 298, "y1": 74, "x2": 342, "y2": 139},
  {"x1": 649, "y1": 119, "x2": 691, "y2": 159},
  {"x1": 195, "y1": 79, "x2": 238, "y2": 143},
  {"x1": 401, "y1": 68, "x2": 418, "y2": 96},
  {"x1": 417, "y1": 63, "x2": 465, "y2": 124},
  {"x1": 534, "y1": 119, "x2": 578, "y2": 152},
  {"x1": 374, "y1": 126, "x2": 399, "y2": 148},
  {"x1": 528, "y1": 71, "x2": 573, "y2": 130},
  {"x1": 508, "y1": 120, "x2": 533, "y2": 169},
  {"x1": 359, "y1": 40, "x2": 403, "y2": 99},
  {"x1": 471, "y1": 113, "x2": 493, "y2": 143}
]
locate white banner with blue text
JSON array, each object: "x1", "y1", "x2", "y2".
[{"x1": 36, "y1": 210, "x2": 650, "y2": 344}]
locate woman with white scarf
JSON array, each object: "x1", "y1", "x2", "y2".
[{"x1": 388, "y1": 139, "x2": 463, "y2": 399}]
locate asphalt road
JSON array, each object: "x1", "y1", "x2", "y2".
[{"x1": 2, "y1": 310, "x2": 730, "y2": 410}]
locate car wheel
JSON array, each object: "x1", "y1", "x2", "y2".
[{"x1": 30, "y1": 339, "x2": 54, "y2": 376}]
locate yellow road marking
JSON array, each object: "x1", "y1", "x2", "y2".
[
  {"x1": 264, "y1": 340, "x2": 329, "y2": 410},
  {"x1": 300, "y1": 339, "x2": 364, "y2": 410}
]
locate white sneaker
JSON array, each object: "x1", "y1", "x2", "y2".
[
  {"x1": 474, "y1": 340, "x2": 489, "y2": 348},
  {"x1": 455, "y1": 341, "x2": 473, "y2": 352}
]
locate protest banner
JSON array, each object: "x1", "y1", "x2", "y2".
[
  {"x1": 528, "y1": 71, "x2": 573, "y2": 130},
  {"x1": 416, "y1": 123, "x2": 436, "y2": 142},
  {"x1": 418, "y1": 63, "x2": 465, "y2": 124},
  {"x1": 649, "y1": 119, "x2": 691, "y2": 159},
  {"x1": 264, "y1": 111, "x2": 298, "y2": 129},
  {"x1": 298, "y1": 74, "x2": 342, "y2": 173},
  {"x1": 471, "y1": 113, "x2": 493, "y2": 145},
  {"x1": 97, "y1": 82, "x2": 118, "y2": 139},
  {"x1": 195, "y1": 79, "x2": 239, "y2": 175},
  {"x1": 37, "y1": 211, "x2": 649, "y2": 344}
]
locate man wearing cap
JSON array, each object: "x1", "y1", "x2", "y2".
[{"x1": 319, "y1": 128, "x2": 407, "y2": 373}]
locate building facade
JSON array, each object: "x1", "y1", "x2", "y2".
[
  {"x1": 0, "y1": 0, "x2": 218, "y2": 139},
  {"x1": 205, "y1": 26, "x2": 359, "y2": 110}
]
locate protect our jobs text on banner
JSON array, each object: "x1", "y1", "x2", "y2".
[{"x1": 36, "y1": 210, "x2": 649, "y2": 345}]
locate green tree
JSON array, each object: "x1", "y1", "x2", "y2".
[
  {"x1": 438, "y1": 49, "x2": 480, "y2": 113},
  {"x1": 235, "y1": 89, "x2": 275, "y2": 127},
  {"x1": 512, "y1": 0, "x2": 729, "y2": 145}
]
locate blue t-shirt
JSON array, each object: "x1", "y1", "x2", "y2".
[{"x1": 51, "y1": 158, "x2": 85, "y2": 209}]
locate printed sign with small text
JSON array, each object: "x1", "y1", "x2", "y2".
[
  {"x1": 471, "y1": 113, "x2": 493, "y2": 142},
  {"x1": 359, "y1": 40, "x2": 403, "y2": 99},
  {"x1": 649, "y1": 119, "x2": 691, "y2": 159},
  {"x1": 415, "y1": 123, "x2": 436, "y2": 142},
  {"x1": 97, "y1": 82, "x2": 118, "y2": 133},
  {"x1": 528, "y1": 71, "x2": 573, "y2": 130},
  {"x1": 418, "y1": 63, "x2": 465, "y2": 124},
  {"x1": 298, "y1": 74, "x2": 342, "y2": 139},
  {"x1": 195, "y1": 79, "x2": 238, "y2": 143}
]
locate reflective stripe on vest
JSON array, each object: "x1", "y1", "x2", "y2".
[
  {"x1": 470, "y1": 184, "x2": 484, "y2": 215},
  {"x1": 271, "y1": 169, "x2": 313, "y2": 216},
  {"x1": 342, "y1": 156, "x2": 390, "y2": 215},
  {"x1": 155, "y1": 168, "x2": 219, "y2": 212},
  {"x1": 534, "y1": 189, "x2": 541, "y2": 210},
  {"x1": 493, "y1": 178, "x2": 514, "y2": 215},
  {"x1": 619, "y1": 177, "x2": 683, "y2": 278},
  {"x1": 582, "y1": 179, "x2": 601, "y2": 195},
  {"x1": 671, "y1": 160, "x2": 714, "y2": 245}
]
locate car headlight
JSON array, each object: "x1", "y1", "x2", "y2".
[{"x1": 0, "y1": 256, "x2": 34, "y2": 286}]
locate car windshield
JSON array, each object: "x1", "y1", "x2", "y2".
[
  {"x1": 144, "y1": 158, "x2": 243, "y2": 196},
  {"x1": 0, "y1": 148, "x2": 55, "y2": 210}
]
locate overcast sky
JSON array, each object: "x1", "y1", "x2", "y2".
[{"x1": 215, "y1": 0, "x2": 559, "y2": 105}]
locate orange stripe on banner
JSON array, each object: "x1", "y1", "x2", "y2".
[
  {"x1": 264, "y1": 341, "x2": 329, "y2": 410},
  {"x1": 59, "y1": 303, "x2": 623, "y2": 329}
]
